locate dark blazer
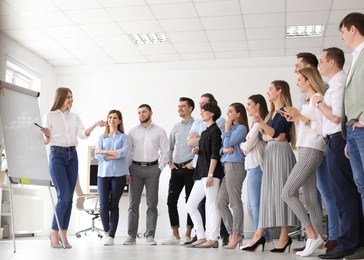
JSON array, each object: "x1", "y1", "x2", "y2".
[{"x1": 342, "y1": 48, "x2": 364, "y2": 138}]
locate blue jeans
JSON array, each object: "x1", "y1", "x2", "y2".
[
  {"x1": 347, "y1": 125, "x2": 364, "y2": 217},
  {"x1": 247, "y1": 165, "x2": 270, "y2": 240},
  {"x1": 316, "y1": 156, "x2": 340, "y2": 240},
  {"x1": 98, "y1": 176, "x2": 126, "y2": 238},
  {"x1": 49, "y1": 146, "x2": 78, "y2": 230}
]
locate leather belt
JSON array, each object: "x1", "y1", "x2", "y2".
[
  {"x1": 323, "y1": 132, "x2": 342, "y2": 145},
  {"x1": 174, "y1": 160, "x2": 192, "y2": 168},
  {"x1": 132, "y1": 160, "x2": 158, "y2": 167}
]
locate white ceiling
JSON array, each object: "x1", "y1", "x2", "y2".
[{"x1": 1, "y1": 0, "x2": 363, "y2": 67}]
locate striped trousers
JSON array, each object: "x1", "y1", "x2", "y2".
[{"x1": 282, "y1": 147, "x2": 324, "y2": 233}]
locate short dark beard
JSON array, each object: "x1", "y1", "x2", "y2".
[{"x1": 140, "y1": 115, "x2": 151, "y2": 124}]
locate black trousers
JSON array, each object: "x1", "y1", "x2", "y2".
[{"x1": 167, "y1": 166, "x2": 194, "y2": 229}]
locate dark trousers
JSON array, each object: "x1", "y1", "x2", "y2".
[
  {"x1": 326, "y1": 135, "x2": 362, "y2": 254},
  {"x1": 98, "y1": 176, "x2": 126, "y2": 238},
  {"x1": 167, "y1": 167, "x2": 194, "y2": 228}
]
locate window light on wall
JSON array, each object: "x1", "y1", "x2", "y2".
[
  {"x1": 286, "y1": 25, "x2": 325, "y2": 38},
  {"x1": 129, "y1": 32, "x2": 169, "y2": 45}
]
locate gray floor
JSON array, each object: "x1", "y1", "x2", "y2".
[{"x1": 0, "y1": 235, "x2": 326, "y2": 260}]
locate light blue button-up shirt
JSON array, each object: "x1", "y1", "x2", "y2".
[
  {"x1": 95, "y1": 131, "x2": 129, "y2": 177},
  {"x1": 220, "y1": 123, "x2": 247, "y2": 164}
]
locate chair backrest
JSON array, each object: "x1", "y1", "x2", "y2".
[
  {"x1": 75, "y1": 175, "x2": 86, "y2": 211},
  {"x1": 74, "y1": 175, "x2": 99, "y2": 212}
]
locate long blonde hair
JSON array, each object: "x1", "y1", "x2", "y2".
[
  {"x1": 264, "y1": 80, "x2": 296, "y2": 149},
  {"x1": 299, "y1": 67, "x2": 326, "y2": 104}
]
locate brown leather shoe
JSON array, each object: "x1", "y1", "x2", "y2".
[
  {"x1": 293, "y1": 245, "x2": 305, "y2": 252},
  {"x1": 325, "y1": 240, "x2": 338, "y2": 253}
]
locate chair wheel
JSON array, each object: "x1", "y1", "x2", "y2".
[
  {"x1": 76, "y1": 234, "x2": 81, "y2": 238},
  {"x1": 98, "y1": 234, "x2": 103, "y2": 238}
]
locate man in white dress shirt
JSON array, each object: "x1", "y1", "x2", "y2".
[
  {"x1": 123, "y1": 104, "x2": 169, "y2": 246},
  {"x1": 313, "y1": 47, "x2": 362, "y2": 260}
]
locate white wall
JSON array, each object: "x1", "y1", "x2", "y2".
[{"x1": 55, "y1": 58, "x2": 302, "y2": 238}]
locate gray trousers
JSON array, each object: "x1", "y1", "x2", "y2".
[
  {"x1": 282, "y1": 147, "x2": 323, "y2": 233},
  {"x1": 217, "y1": 162, "x2": 246, "y2": 234},
  {"x1": 127, "y1": 164, "x2": 161, "y2": 238}
]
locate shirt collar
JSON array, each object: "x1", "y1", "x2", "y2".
[
  {"x1": 329, "y1": 70, "x2": 346, "y2": 85},
  {"x1": 352, "y1": 41, "x2": 364, "y2": 59},
  {"x1": 181, "y1": 117, "x2": 194, "y2": 125}
]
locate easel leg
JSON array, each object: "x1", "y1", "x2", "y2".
[
  {"x1": 9, "y1": 181, "x2": 16, "y2": 253},
  {"x1": 48, "y1": 186, "x2": 65, "y2": 248}
]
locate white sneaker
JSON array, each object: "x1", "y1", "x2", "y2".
[
  {"x1": 161, "y1": 235, "x2": 181, "y2": 245},
  {"x1": 179, "y1": 235, "x2": 191, "y2": 246},
  {"x1": 146, "y1": 236, "x2": 157, "y2": 245},
  {"x1": 104, "y1": 236, "x2": 114, "y2": 246},
  {"x1": 297, "y1": 237, "x2": 324, "y2": 257},
  {"x1": 123, "y1": 236, "x2": 136, "y2": 245}
]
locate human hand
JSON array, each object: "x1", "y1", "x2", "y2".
[
  {"x1": 96, "y1": 120, "x2": 107, "y2": 127},
  {"x1": 223, "y1": 147, "x2": 235, "y2": 154},
  {"x1": 352, "y1": 121, "x2": 364, "y2": 131},
  {"x1": 312, "y1": 95, "x2": 323, "y2": 107},
  {"x1": 189, "y1": 132, "x2": 199, "y2": 139},
  {"x1": 192, "y1": 147, "x2": 199, "y2": 155},
  {"x1": 274, "y1": 132, "x2": 286, "y2": 141},
  {"x1": 126, "y1": 175, "x2": 131, "y2": 185},
  {"x1": 169, "y1": 162, "x2": 177, "y2": 170},
  {"x1": 183, "y1": 161, "x2": 194, "y2": 170},
  {"x1": 252, "y1": 112, "x2": 262, "y2": 123},
  {"x1": 225, "y1": 119, "x2": 233, "y2": 132},
  {"x1": 206, "y1": 176, "x2": 213, "y2": 188},
  {"x1": 284, "y1": 106, "x2": 300, "y2": 119}
]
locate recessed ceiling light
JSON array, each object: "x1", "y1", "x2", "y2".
[
  {"x1": 129, "y1": 32, "x2": 169, "y2": 45},
  {"x1": 286, "y1": 25, "x2": 325, "y2": 38}
]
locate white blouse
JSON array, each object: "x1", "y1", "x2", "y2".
[
  {"x1": 44, "y1": 109, "x2": 88, "y2": 147},
  {"x1": 240, "y1": 123, "x2": 266, "y2": 170},
  {"x1": 297, "y1": 96, "x2": 325, "y2": 152}
]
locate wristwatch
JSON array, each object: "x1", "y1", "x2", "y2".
[
  {"x1": 208, "y1": 173, "x2": 214, "y2": 177},
  {"x1": 316, "y1": 101, "x2": 322, "y2": 108}
]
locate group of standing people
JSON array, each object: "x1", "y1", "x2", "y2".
[{"x1": 39, "y1": 11, "x2": 364, "y2": 260}]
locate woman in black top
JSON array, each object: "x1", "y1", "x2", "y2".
[{"x1": 186, "y1": 103, "x2": 224, "y2": 249}]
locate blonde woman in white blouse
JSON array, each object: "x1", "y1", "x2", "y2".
[{"x1": 282, "y1": 67, "x2": 326, "y2": 257}]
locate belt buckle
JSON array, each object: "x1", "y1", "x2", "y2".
[{"x1": 141, "y1": 162, "x2": 147, "y2": 167}]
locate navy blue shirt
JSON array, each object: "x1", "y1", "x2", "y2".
[{"x1": 259, "y1": 107, "x2": 292, "y2": 142}]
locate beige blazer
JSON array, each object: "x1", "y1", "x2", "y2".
[{"x1": 342, "y1": 48, "x2": 364, "y2": 138}]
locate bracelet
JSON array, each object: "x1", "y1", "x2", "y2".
[{"x1": 208, "y1": 173, "x2": 214, "y2": 177}]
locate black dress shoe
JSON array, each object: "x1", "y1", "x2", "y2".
[{"x1": 318, "y1": 251, "x2": 346, "y2": 259}]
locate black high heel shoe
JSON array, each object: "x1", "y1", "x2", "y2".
[
  {"x1": 241, "y1": 237, "x2": 266, "y2": 252},
  {"x1": 270, "y1": 237, "x2": 292, "y2": 253}
]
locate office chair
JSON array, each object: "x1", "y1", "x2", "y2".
[{"x1": 74, "y1": 175, "x2": 103, "y2": 238}]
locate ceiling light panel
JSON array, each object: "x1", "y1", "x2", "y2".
[
  {"x1": 286, "y1": 25, "x2": 325, "y2": 38},
  {"x1": 129, "y1": 32, "x2": 169, "y2": 45}
]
